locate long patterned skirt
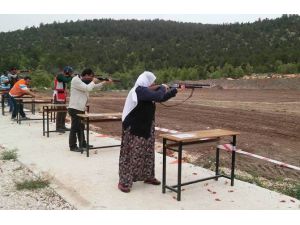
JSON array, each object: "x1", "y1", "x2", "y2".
[{"x1": 118, "y1": 124, "x2": 155, "y2": 188}]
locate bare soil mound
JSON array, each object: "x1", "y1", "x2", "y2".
[{"x1": 88, "y1": 77, "x2": 300, "y2": 181}]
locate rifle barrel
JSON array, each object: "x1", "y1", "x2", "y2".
[
  {"x1": 171, "y1": 83, "x2": 210, "y2": 89},
  {"x1": 96, "y1": 77, "x2": 121, "y2": 82},
  {"x1": 19, "y1": 70, "x2": 31, "y2": 73}
]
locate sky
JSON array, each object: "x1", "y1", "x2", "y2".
[
  {"x1": 0, "y1": 14, "x2": 283, "y2": 32},
  {"x1": 0, "y1": 0, "x2": 298, "y2": 32}
]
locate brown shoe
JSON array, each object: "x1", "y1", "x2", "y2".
[
  {"x1": 118, "y1": 183, "x2": 130, "y2": 193},
  {"x1": 144, "y1": 178, "x2": 161, "y2": 185}
]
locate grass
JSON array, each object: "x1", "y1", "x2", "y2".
[
  {"x1": 191, "y1": 152, "x2": 300, "y2": 200},
  {"x1": 235, "y1": 172, "x2": 300, "y2": 200},
  {"x1": 0, "y1": 149, "x2": 18, "y2": 160},
  {"x1": 281, "y1": 184, "x2": 300, "y2": 200},
  {"x1": 295, "y1": 185, "x2": 300, "y2": 200},
  {"x1": 15, "y1": 177, "x2": 50, "y2": 190}
]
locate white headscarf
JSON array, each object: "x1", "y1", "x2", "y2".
[{"x1": 122, "y1": 71, "x2": 156, "y2": 121}]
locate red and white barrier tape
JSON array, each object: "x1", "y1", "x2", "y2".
[
  {"x1": 155, "y1": 127, "x2": 179, "y2": 134},
  {"x1": 155, "y1": 126, "x2": 300, "y2": 172},
  {"x1": 218, "y1": 143, "x2": 300, "y2": 172},
  {"x1": 96, "y1": 134, "x2": 109, "y2": 138}
]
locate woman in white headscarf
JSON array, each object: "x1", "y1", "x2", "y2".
[{"x1": 118, "y1": 71, "x2": 178, "y2": 193}]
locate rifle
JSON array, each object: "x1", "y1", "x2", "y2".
[
  {"x1": 81, "y1": 75, "x2": 121, "y2": 84},
  {"x1": 18, "y1": 70, "x2": 32, "y2": 73},
  {"x1": 170, "y1": 83, "x2": 210, "y2": 89},
  {"x1": 95, "y1": 76, "x2": 121, "y2": 83},
  {"x1": 160, "y1": 83, "x2": 211, "y2": 107}
]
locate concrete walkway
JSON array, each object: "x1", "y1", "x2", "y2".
[{"x1": 0, "y1": 114, "x2": 299, "y2": 209}]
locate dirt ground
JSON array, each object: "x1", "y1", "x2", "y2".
[
  {"x1": 36, "y1": 78, "x2": 300, "y2": 181},
  {"x1": 86, "y1": 85, "x2": 300, "y2": 181}
]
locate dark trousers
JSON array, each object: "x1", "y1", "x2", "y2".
[
  {"x1": 68, "y1": 108, "x2": 86, "y2": 149},
  {"x1": 54, "y1": 101, "x2": 67, "y2": 130},
  {"x1": 11, "y1": 96, "x2": 25, "y2": 118}
]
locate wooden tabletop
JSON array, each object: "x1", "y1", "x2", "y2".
[
  {"x1": 14, "y1": 96, "x2": 34, "y2": 99},
  {"x1": 0, "y1": 89, "x2": 9, "y2": 93},
  {"x1": 43, "y1": 103, "x2": 68, "y2": 107},
  {"x1": 160, "y1": 129, "x2": 239, "y2": 142},
  {"x1": 77, "y1": 112, "x2": 122, "y2": 119},
  {"x1": 20, "y1": 99, "x2": 53, "y2": 103}
]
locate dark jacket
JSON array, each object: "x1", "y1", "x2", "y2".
[{"x1": 123, "y1": 85, "x2": 177, "y2": 139}]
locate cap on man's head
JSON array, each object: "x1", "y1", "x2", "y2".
[{"x1": 63, "y1": 66, "x2": 73, "y2": 74}]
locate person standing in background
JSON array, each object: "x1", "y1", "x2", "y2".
[
  {"x1": 7, "y1": 67, "x2": 19, "y2": 87},
  {"x1": 53, "y1": 66, "x2": 74, "y2": 132},
  {"x1": 9, "y1": 76, "x2": 36, "y2": 120},
  {"x1": 0, "y1": 71, "x2": 13, "y2": 112},
  {"x1": 6, "y1": 67, "x2": 21, "y2": 113}
]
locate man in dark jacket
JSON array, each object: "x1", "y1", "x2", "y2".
[{"x1": 53, "y1": 66, "x2": 74, "y2": 132}]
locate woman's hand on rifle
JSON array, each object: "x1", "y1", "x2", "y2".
[{"x1": 161, "y1": 84, "x2": 170, "y2": 92}]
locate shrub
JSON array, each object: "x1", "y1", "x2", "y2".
[
  {"x1": 1, "y1": 149, "x2": 18, "y2": 160},
  {"x1": 15, "y1": 177, "x2": 50, "y2": 190},
  {"x1": 30, "y1": 70, "x2": 53, "y2": 89},
  {"x1": 277, "y1": 63, "x2": 298, "y2": 74}
]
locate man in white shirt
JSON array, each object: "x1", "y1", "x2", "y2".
[{"x1": 68, "y1": 68, "x2": 112, "y2": 152}]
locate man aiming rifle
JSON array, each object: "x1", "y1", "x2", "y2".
[{"x1": 67, "y1": 68, "x2": 115, "y2": 152}]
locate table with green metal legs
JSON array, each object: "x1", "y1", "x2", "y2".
[
  {"x1": 15, "y1": 98, "x2": 52, "y2": 124},
  {"x1": 160, "y1": 129, "x2": 240, "y2": 201},
  {"x1": 77, "y1": 112, "x2": 122, "y2": 157}
]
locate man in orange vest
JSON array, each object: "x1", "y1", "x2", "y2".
[
  {"x1": 9, "y1": 76, "x2": 36, "y2": 120},
  {"x1": 53, "y1": 66, "x2": 74, "y2": 132}
]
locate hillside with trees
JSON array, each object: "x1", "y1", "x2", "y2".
[{"x1": 0, "y1": 14, "x2": 299, "y2": 88}]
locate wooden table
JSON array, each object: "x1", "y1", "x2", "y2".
[
  {"x1": 15, "y1": 98, "x2": 52, "y2": 124},
  {"x1": 77, "y1": 112, "x2": 122, "y2": 157},
  {"x1": 160, "y1": 129, "x2": 240, "y2": 201},
  {"x1": 42, "y1": 104, "x2": 90, "y2": 137},
  {"x1": 42, "y1": 103, "x2": 68, "y2": 137},
  {"x1": 1, "y1": 92, "x2": 33, "y2": 116}
]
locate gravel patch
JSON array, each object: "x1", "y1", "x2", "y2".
[{"x1": 0, "y1": 147, "x2": 75, "y2": 210}]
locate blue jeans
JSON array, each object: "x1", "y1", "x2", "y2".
[
  {"x1": 11, "y1": 96, "x2": 26, "y2": 118},
  {"x1": 2, "y1": 93, "x2": 13, "y2": 112},
  {"x1": 6, "y1": 93, "x2": 14, "y2": 112}
]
